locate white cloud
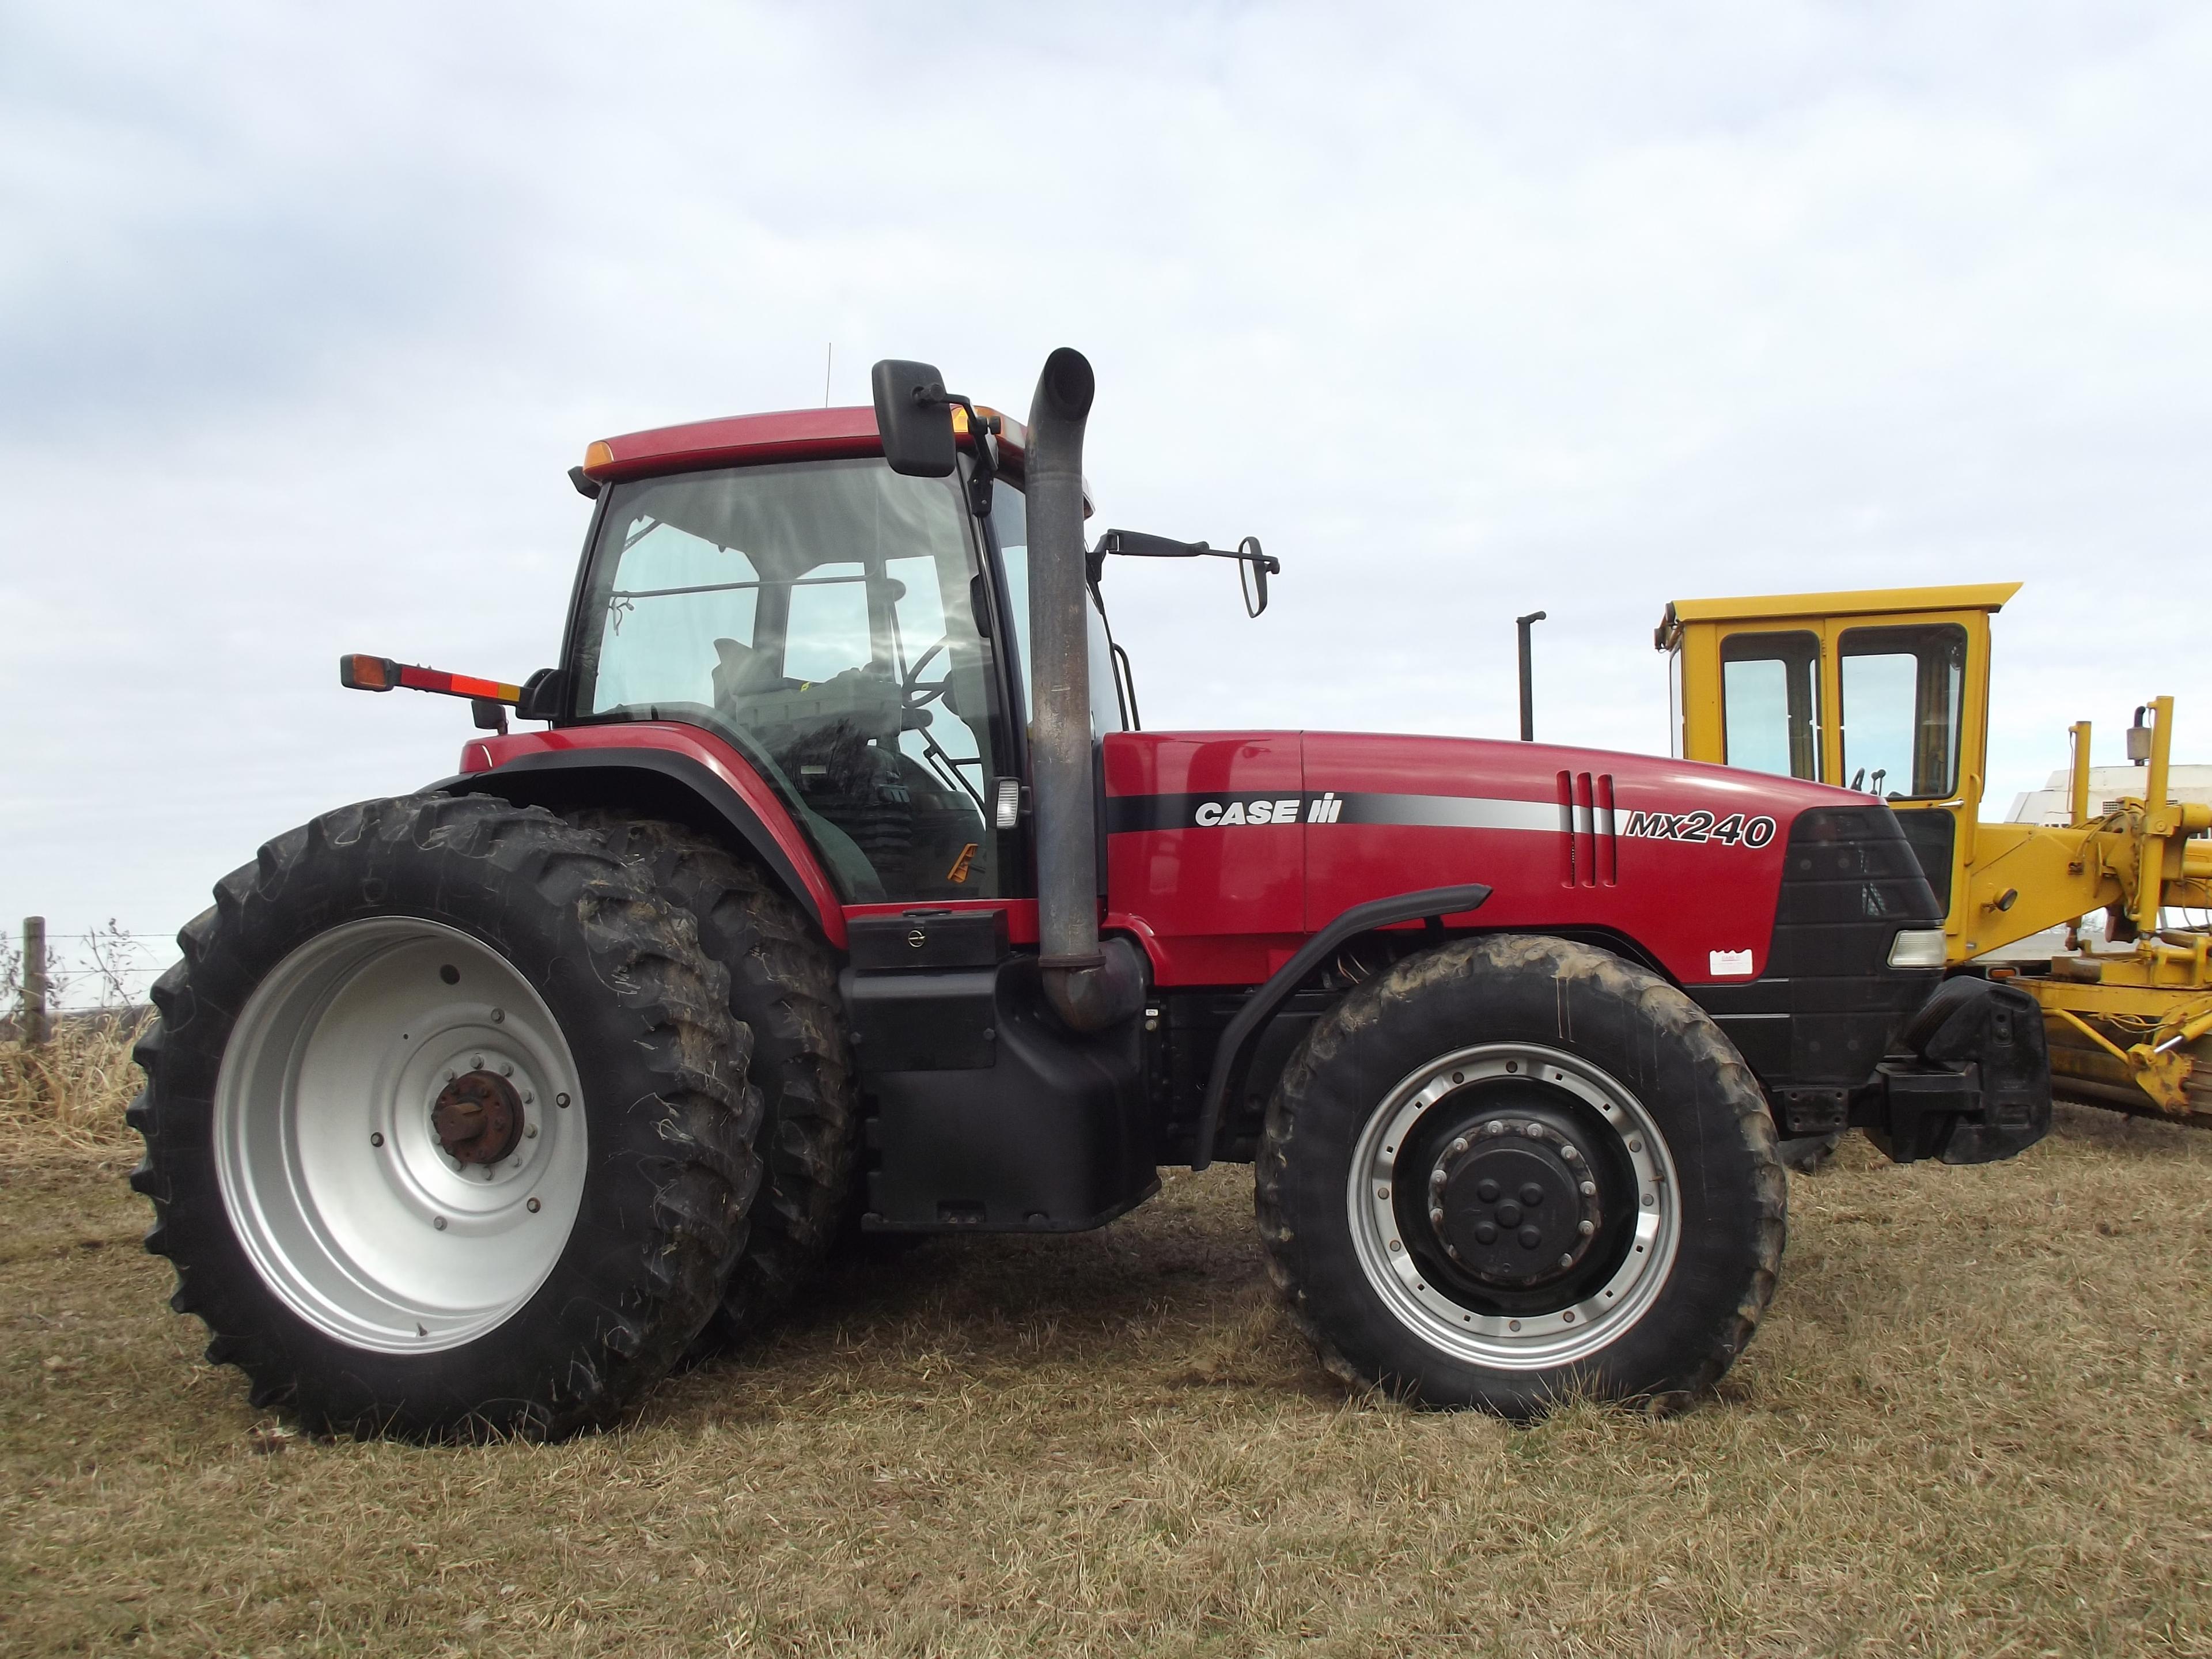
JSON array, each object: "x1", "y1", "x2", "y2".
[{"x1": 4, "y1": 0, "x2": 2209, "y2": 956}]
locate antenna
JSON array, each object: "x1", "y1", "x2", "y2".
[{"x1": 823, "y1": 342, "x2": 834, "y2": 407}]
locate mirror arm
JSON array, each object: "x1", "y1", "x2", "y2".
[{"x1": 915, "y1": 381, "x2": 999, "y2": 517}]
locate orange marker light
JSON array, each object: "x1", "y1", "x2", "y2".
[
  {"x1": 339, "y1": 653, "x2": 521, "y2": 705},
  {"x1": 339, "y1": 653, "x2": 399, "y2": 692}
]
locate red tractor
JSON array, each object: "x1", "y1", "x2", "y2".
[{"x1": 129, "y1": 350, "x2": 2051, "y2": 1439}]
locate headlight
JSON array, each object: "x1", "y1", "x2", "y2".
[{"x1": 1887, "y1": 929, "x2": 1948, "y2": 969}]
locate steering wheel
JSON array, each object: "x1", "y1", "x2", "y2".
[{"x1": 902, "y1": 637, "x2": 952, "y2": 713}]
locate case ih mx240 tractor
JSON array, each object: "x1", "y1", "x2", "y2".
[{"x1": 130, "y1": 350, "x2": 2051, "y2": 1438}]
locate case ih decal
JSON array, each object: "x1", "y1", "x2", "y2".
[{"x1": 1106, "y1": 790, "x2": 1774, "y2": 847}]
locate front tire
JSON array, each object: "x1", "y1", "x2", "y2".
[
  {"x1": 1257, "y1": 935, "x2": 1785, "y2": 1416},
  {"x1": 128, "y1": 795, "x2": 758, "y2": 1440}
]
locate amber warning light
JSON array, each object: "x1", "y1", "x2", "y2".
[{"x1": 339, "y1": 654, "x2": 522, "y2": 705}]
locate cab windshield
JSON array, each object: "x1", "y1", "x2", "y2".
[{"x1": 573, "y1": 459, "x2": 1004, "y2": 901}]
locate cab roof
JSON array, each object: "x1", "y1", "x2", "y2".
[
  {"x1": 1654, "y1": 581, "x2": 2021, "y2": 649},
  {"x1": 579, "y1": 403, "x2": 1033, "y2": 486}
]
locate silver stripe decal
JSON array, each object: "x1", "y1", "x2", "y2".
[{"x1": 1338, "y1": 793, "x2": 1564, "y2": 834}]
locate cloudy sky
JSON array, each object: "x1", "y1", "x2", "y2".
[{"x1": 5, "y1": 2, "x2": 2209, "y2": 988}]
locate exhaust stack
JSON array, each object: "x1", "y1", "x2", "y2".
[{"x1": 1025, "y1": 348, "x2": 1143, "y2": 1031}]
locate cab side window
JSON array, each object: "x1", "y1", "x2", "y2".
[{"x1": 578, "y1": 459, "x2": 1006, "y2": 901}]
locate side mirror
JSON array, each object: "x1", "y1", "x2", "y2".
[
  {"x1": 870, "y1": 359, "x2": 957, "y2": 478},
  {"x1": 1237, "y1": 536, "x2": 1275, "y2": 618}
]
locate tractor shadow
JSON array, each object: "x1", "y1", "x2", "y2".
[{"x1": 656, "y1": 1165, "x2": 1319, "y2": 1422}]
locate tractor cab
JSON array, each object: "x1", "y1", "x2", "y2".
[{"x1": 1655, "y1": 583, "x2": 2017, "y2": 952}]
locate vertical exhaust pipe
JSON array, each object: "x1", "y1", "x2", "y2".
[
  {"x1": 1026, "y1": 347, "x2": 1143, "y2": 1031},
  {"x1": 1516, "y1": 610, "x2": 1546, "y2": 741}
]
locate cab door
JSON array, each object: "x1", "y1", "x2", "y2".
[{"x1": 1823, "y1": 611, "x2": 1991, "y2": 949}]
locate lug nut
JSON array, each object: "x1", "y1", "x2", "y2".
[
  {"x1": 525, "y1": 1124, "x2": 538, "y2": 1139},
  {"x1": 527, "y1": 1197, "x2": 541, "y2": 1213},
  {"x1": 1561, "y1": 1145, "x2": 1580, "y2": 1162},
  {"x1": 492, "y1": 1009, "x2": 506, "y2": 1024},
  {"x1": 1388, "y1": 1238, "x2": 1403, "y2": 1253},
  {"x1": 433, "y1": 1216, "x2": 448, "y2": 1231},
  {"x1": 1559, "y1": 1253, "x2": 1574, "y2": 1268},
  {"x1": 471, "y1": 1055, "x2": 483, "y2": 1069},
  {"x1": 1578, "y1": 1219, "x2": 1595, "y2": 1236},
  {"x1": 444, "y1": 1070, "x2": 456, "y2": 1082},
  {"x1": 1449, "y1": 1137, "x2": 1469, "y2": 1157},
  {"x1": 1628, "y1": 1138, "x2": 1643, "y2": 1153},
  {"x1": 556, "y1": 1093, "x2": 570, "y2": 1109},
  {"x1": 370, "y1": 1132, "x2": 384, "y2": 1147},
  {"x1": 1377, "y1": 1185, "x2": 1390, "y2": 1200},
  {"x1": 1430, "y1": 1207, "x2": 1446, "y2": 1227},
  {"x1": 501, "y1": 1062, "x2": 514, "y2": 1077},
  {"x1": 1581, "y1": 1180, "x2": 1597, "y2": 1196},
  {"x1": 1487, "y1": 1121, "x2": 1506, "y2": 1137},
  {"x1": 1523, "y1": 1123, "x2": 1544, "y2": 1139},
  {"x1": 1430, "y1": 1169, "x2": 1446, "y2": 1189}
]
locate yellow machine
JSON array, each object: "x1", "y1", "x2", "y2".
[{"x1": 1657, "y1": 584, "x2": 2212, "y2": 1125}]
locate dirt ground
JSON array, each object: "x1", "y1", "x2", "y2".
[{"x1": 4, "y1": 1074, "x2": 2211, "y2": 1657}]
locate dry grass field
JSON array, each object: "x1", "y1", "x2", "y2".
[{"x1": 5, "y1": 1022, "x2": 2212, "y2": 1658}]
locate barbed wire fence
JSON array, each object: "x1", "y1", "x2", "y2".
[{"x1": 5, "y1": 919, "x2": 168, "y2": 1039}]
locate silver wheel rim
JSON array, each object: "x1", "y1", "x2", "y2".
[
  {"x1": 214, "y1": 917, "x2": 587, "y2": 1353},
  {"x1": 1345, "y1": 1041, "x2": 1680, "y2": 1370}
]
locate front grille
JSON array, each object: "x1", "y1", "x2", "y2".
[
  {"x1": 1764, "y1": 805, "x2": 1945, "y2": 1084},
  {"x1": 1770, "y1": 806, "x2": 1944, "y2": 951}
]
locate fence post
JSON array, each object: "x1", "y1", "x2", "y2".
[{"x1": 22, "y1": 916, "x2": 50, "y2": 1047}]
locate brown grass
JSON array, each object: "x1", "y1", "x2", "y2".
[
  {"x1": 0, "y1": 1012, "x2": 151, "y2": 1157},
  {"x1": 3, "y1": 1031, "x2": 2210, "y2": 1657}
]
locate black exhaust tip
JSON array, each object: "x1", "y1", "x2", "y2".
[{"x1": 1038, "y1": 347, "x2": 1094, "y2": 422}]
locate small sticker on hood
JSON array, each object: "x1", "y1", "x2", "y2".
[{"x1": 1708, "y1": 949, "x2": 1755, "y2": 977}]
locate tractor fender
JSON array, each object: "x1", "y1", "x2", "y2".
[
  {"x1": 1191, "y1": 882, "x2": 1491, "y2": 1171},
  {"x1": 434, "y1": 731, "x2": 846, "y2": 948}
]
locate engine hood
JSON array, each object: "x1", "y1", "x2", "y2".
[{"x1": 1101, "y1": 728, "x2": 1900, "y2": 990}]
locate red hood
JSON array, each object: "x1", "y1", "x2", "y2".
[{"x1": 1103, "y1": 729, "x2": 1873, "y2": 988}]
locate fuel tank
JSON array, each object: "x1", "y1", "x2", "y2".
[{"x1": 1103, "y1": 728, "x2": 1890, "y2": 990}]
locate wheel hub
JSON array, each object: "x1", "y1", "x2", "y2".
[
  {"x1": 1427, "y1": 1104, "x2": 1604, "y2": 1289},
  {"x1": 431, "y1": 1070, "x2": 525, "y2": 1166},
  {"x1": 1349, "y1": 1042, "x2": 1681, "y2": 1370}
]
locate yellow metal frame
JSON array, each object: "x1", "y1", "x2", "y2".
[{"x1": 1662, "y1": 582, "x2": 2212, "y2": 1120}]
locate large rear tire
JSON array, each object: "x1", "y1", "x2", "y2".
[
  {"x1": 1257, "y1": 934, "x2": 1785, "y2": 1416},
  {"x1": 571, "y1": 815, "x2": 859, "y2": 1350},
  {"x1": 128, "y1": 796, "x2": 758, "y2": 1440}
]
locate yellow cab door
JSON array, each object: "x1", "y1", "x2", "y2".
[{"x1": 1662, "y1": 586, "x2": 2015, "y2": 962}]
